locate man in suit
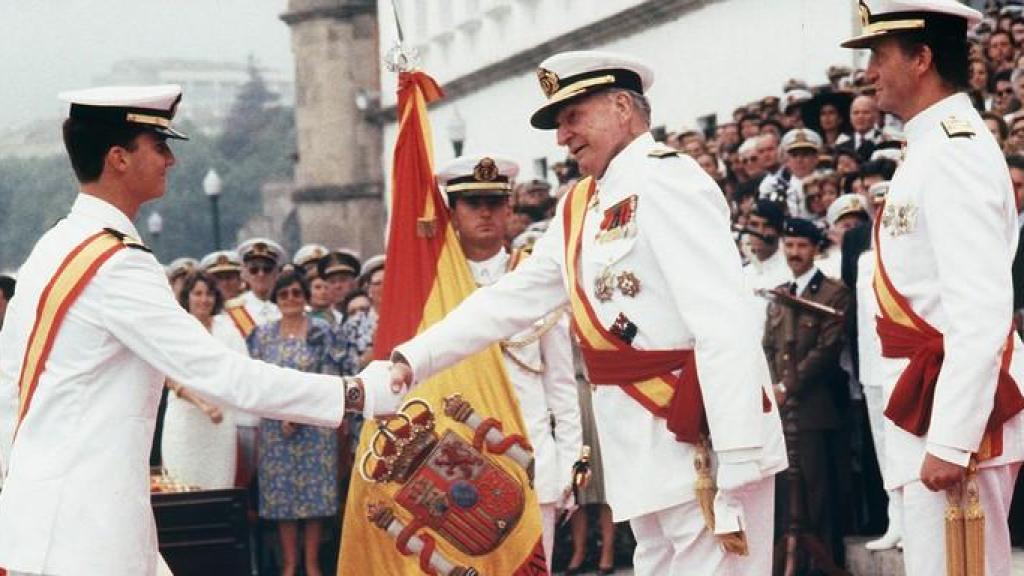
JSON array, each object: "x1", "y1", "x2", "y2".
[
  {"x1": 836, "y1": 95, "x2": 882, "y2": 161},
  {"x1": 763, "y1": 217, "x2": 851, "y2": 564}
]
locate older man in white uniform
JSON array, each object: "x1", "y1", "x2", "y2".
[
  {"x1": 843, "y1": 2, "x2": 1024, "y2": 574},
  {"x1": 385, "y1": 52, "x2": 787, "y2": 575},
  {"x1": 0, "y1": 85, "x2": 399, "y2": 576}
]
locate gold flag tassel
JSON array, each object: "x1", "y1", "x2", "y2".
[
  {"x1": 963, "y1": 461, "x2": 985, "y2": 576},
  {"x1": 945, "y1": 482, "x2": 966, "y2": 576},
  {"x1": 693, "y1": 437, "x2": 747, "y2": 556}
]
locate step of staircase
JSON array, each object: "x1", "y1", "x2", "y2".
[{"x1": 844, "y1": 537, "x2": 1024, "y2": 575}]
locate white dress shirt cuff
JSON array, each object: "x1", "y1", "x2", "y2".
[
  {"x1": 392, "y1": 340, "x2": 430, "y2": 386},
  {"x1": 926, "y1": 442, "x2": 972, "y2": 468}
]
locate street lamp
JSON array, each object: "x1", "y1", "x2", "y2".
[
  {"x1": 447, "y1": 109, "x2": 466, "y2": 157},
  {"x1": 146, "y1": 210, "x2": 163, "y2": 254},
  {"x1": 203, "y1": 168, "x2": 223, "y2": 250}
]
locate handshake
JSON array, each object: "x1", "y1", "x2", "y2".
[{"x1": 345, "y1": 359, "x2": 416, "y2": 418}]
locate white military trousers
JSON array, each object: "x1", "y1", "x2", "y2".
[
  {"x1": 902, "y1": 463, "x2": 1020, "y2": 576},
  {"x1": 630, "y1": 475, "x2": 774, "y2": 575}
]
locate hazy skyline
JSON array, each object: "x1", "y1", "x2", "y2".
[{"x1": 0, "y1": 0, "x2": 294, "y2": 132}]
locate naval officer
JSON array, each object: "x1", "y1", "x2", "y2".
[
  {"x1": 436, "y1": 153, "x2": 582, "y2": 570},
  {"x1": 386, "y1": 51, "x2": 787, "y2": 574},
  {"x1": 0, "y1": 85, "x2": 399, "y2": 576},
  {"x1": 842, "y1": 1, "x2": 1024, "y2": 574}
]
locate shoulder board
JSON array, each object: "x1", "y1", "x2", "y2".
[
  {"x1": 648, "y1": 147, "x2": 681, "y2": 159},
  {"x1": 103, "y1": 227, "x2": 152, "y2": 252},
  {"x1": 940, "y1": 116, "x2": 975, "y2": 139}
]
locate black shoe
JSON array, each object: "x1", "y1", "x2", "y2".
[
  {"x1": 597, "y1": 566, "x2": 616, "y2": 575},
  {"x1": 563, "y1": 565, "x2": 585, "y2": 576}
]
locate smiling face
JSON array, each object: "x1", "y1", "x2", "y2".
[
  {"x1": 187, "y1": 277, "x2": 216, "y2": 321},
  {"x1": 555, "y1": 91, "x2": 636, "y2": 179}
]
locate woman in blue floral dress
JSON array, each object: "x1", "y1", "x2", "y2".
[{"x1": 248, "y1": 270, "x2": 340, "y2": 576}]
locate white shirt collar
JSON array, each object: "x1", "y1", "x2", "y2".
[
  {"x1": 467, "y1": 249, "x2": 509, "y2": 286},
  {"x1": 793, "y1": 266, "x2": 819, "y2": 296},
  {"x1": 69, "y1": 193, "x2": 141, "y2": 239},
  {"x1": 597, "y1": 132, "x2": 656, "y2": 190}
]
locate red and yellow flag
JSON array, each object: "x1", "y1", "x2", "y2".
[{"x1": 338, "y1": 71, "x2": 547, "y2": 575}]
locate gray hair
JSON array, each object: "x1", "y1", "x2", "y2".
[{"x1": 607, "y1": 87, "x2": 651, "y2": 126}]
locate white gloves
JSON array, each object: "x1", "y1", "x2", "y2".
[{"x1": 358, "y1": 360, "x2": 407, "y2": 418}]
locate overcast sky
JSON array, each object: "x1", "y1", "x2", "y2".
[{"x1": 0, "y1": 0, "x2": 294, "y2": 132}]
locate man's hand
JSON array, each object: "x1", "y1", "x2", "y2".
[
  {"x1": 205, "y1": 406, "x2": 223, "y2": 424},
  {"x1": 360, "y1": 361, "x2": 408, "y2": 418},
  {"x1": 389, "y1": 358, "x2": 413, "y2": 393},
  {"x1": 920, "y1": 452, "x2": 966, "y2": 491}
]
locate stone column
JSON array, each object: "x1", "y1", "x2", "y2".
[{"x1": 281, "y1": 0, "x2": 385, "y2": 258}]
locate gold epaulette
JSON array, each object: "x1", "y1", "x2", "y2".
[
  {"x1": 941, "y1": 116, "x2": 975, "y2": 139},
  {"x1": 103, "y1": 227, "x2": 151, "y2": 252},
  {"x1": 648, "y1": 147, "x2": 681, "y2": 159}
]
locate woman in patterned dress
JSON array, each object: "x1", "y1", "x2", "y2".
[{"x1": 248, "y1": 270, "x2": 340, "y2": 576}]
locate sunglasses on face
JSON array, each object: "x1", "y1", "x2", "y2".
[
  {"x1": 276, "y1": 287, "x2": 305, "y2": 301},
  {"x1": 460, "y1": 196, "x2": 508, "y2": 209},
  {"x1": 247, "y1": 263, "x2": 276, "y2": 275},
  {"x1": 998, "y1": 89, "x2": 1015, "y2": 96}
]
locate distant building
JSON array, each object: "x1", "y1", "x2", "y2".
[
  {"x1": 374, "y1": 0, "x2": 859, "y2": 187},
  {"x1": 93, "y1": 57, "x2": 295, "y2": 135}
]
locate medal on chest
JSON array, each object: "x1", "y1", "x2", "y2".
[{"x1": 595, "y1": 195, "x2": 638, "y2": 244}]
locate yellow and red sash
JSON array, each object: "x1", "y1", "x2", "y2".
[
  {"x1": 873, "y1": 205, "x2": 1024, "y2": 459},
  {"x1": 14, "y1": 230, "x2": 128, "y2": 438},
  {"x1": 561, "y1": 178, "x2": 770, "y2": 443},
  {"x1": 225, "y1": 303, "x2": 256, "y2": 338}
]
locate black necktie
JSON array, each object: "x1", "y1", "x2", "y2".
[{"x1": 789, "y1": 282, "x2": 798, "y2": 296}]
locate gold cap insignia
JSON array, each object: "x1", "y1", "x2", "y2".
[
  {"x1": 795, "y1": 131, "x2": 809, "y2": 143},
  {"x1": 473, "y1": 157, "x2": 498, "y2": 182},
  {"x1": 538, "y1": 68, "x2": 560, "y2": 98},
  {"x1": 215, "y1": 255, "x2": 229, "y2": 265},
  {"x1": 859, "y1": 1, "x2": 871, "y2": 28}
]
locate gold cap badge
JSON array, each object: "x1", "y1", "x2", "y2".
[
  {"x1": 537, "y1": 68, "x2": 560, "y2": 98},
  {"x1": 473, "y1": 157, "x2": 498, "y2": 182}
]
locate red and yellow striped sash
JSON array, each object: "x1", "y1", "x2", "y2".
[
  {"x1": 225, "y1": 304, "x2": 256, "y2": 338},
  {"x1": 14, "y1": 230, "x2": 127, "y2": 438},
  {"x1": 872, "y1": 204, "x2": 1022, "y2": 460},
  {"x1": 561, "y1": 177, "x2": 678, "y2": 416}
]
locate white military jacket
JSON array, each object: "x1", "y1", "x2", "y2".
[
  {"x1": 468, "y1": 250, "x2": 581, "y2": 505},
  {"x1": 876, "y1": 92, "x2": 1024, "y2": 488},
  {"x1": 239, "y1": 289, "x2": 281, "y2": 326},
  {"x1": 0, "y1": 194, "x2": 345, "y2": 576},
  {"x1": 398, "y1": 133, "x2": 787, "y2": 521}
]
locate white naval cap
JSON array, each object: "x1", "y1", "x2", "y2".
[
  {"x1": 58, "y1": 84, "x2": 188, "y2": 140},
  {"x1": 436, "y1": 154, "x2": 519, "y2": 206},
  {"x1": 165, "y1": 257, "x2": 198, "y2": 280},
  {"x1": 781, "y1": 128, "x2": 823, "y2": 153},
  {"x1": 360, "y1": 254, "x2": 386, "y2": 284},
  {"x1": 292, "y1": 244, "x2": 329, "y2": 268},
  {"x1": 236, "y1": 238, "x2": 284, "y2": 265},
  {"x1": 841, "y1": 0, "x2": 983, "y2": 49},
  {"x1": 199, "y1": 250, "x2": 241, "y2": 274},
  {"x1": 826, "y1": 193, "x2": 870, "y2": 226},
  {"x1": 530, "y1": 50, "x2": 654, "y2": 129},
  {"x1": 782, "y1": 89, "x2": 814, "y2": 113}
]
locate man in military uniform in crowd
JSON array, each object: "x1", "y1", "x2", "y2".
[
  {"x1": 763, "y1": 218, "x2": 851, "y2": 566},
  {"x1": 292, "y1": 243, "x2": 328, "y2": 281},
  {"x1": 436, "y1": 153, "x2": 582, "y2": 571},
  {"x1": 842, "y1": 2, "x2": 1024, "y2": 573},
  {"x1": 0, "y1": 85, "x2": 398, "y2": 576},
  {"x1": 383, "y1": 51, "x2": 787, "y2": 574},
  {"x1": 165, "y1": 256, "x2": 197, "y2": 298},
  {"x1": 759, "y1": 128, "x2": 822, "y2": 218},
  {"x1": 199, "y1": 249, "x2": 244, "y2": 301},
  {"x1": 742, "y1": 199, "x2": 791, "y2": 342},
  {"x1": 318, "y1": 249, "x2": 361, "y2": 316},
  {"x1": 230, "y1": 237, "x2": 284, "y2": 334}
]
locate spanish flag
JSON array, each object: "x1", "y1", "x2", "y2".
[{"x1": 338, "y1": 71, "x2": 547, "y2": 575}]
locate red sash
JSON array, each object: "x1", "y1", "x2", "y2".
[
  {"x1": 563, "y1": 179, "x2": 768, "y2": 444},
  {"x1": 14, "y1": 231, "x2": 128, "y2": 439},
  {"x1": 873, "y1": 204, "x2": 1024, "y2": 459}
]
